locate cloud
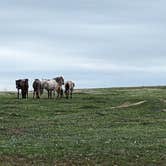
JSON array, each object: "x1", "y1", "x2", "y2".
[
  {"x1": 1, "y1": 45, "x2": 166, "y2": 74},
  {"x1": 0, "y1": 0, "x2": 166, "y2": 90}
]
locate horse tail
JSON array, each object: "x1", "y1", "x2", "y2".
[{"x1": 65, "y1": 82, "x2": 70, "y2": 92}]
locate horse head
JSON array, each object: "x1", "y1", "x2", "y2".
[{"x1": 54, "y1": 76, "x2": 64, "y2": 85}]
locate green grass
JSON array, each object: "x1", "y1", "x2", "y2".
[{"x1": 0, "y1": 87, "x2": 166, "y2": 165}]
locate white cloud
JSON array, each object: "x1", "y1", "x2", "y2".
[
  {"x1": 78, "y1": 62, "x2": 166, "y2": 73},
  {"x1": 1, "y1": 45, "x2": 166, "y2": 74}
]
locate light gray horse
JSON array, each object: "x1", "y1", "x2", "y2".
[
  {"x1": 41, "y1": 79, "x2": 62, "y2": 98},
  {"x1": 41, "y1": 79, "x2": 57, "y2": 99}
]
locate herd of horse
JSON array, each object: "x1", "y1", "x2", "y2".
[{"x1": 15, "y1": 76, "x2": 75, "y2": 99}]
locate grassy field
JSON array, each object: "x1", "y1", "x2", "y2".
[{"x1": 0, "y1": 87, "x2": 166, "y2": 165}]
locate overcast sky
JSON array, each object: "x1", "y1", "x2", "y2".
[{"x1": 0, "y1": 0, "x2": 166, "y2": 90}]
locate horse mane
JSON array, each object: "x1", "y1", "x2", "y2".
[{"x1": 53, "y1": 76, "x2": 64, "y2": 85}]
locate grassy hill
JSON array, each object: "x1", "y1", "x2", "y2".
[{"x1": 0, "y1": 87, "x2": 166, "y2": 165}]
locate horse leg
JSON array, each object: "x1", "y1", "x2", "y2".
[
  {"x1": 71, "y1": 89, "x2": 73, "y2": 99},
  {"x1": 48, "y1": 90, "x2": 49, "y2": 99},
  {"x1": 36, "y1": 90, "x2": 38, "y2": 98},
  {"x1": 56, "y1": 88, "x2": 60, "y2": 99},
  {"x1": 21, "y1": 90, "x2": 23, "y2": 99},
  {"x1": 56, "y1": 92, "x2": 59, "y2": 99},
  {"x1": 22, "y1": 90, "x2": 26, "y2": 99},
  {"x1": 26, "y1": 90, "x2": 28, "y2": 99},
  {"x1": 60, "y1": 89, "x2": 63, "y2": 98},
  {"x1": 66, "y1": 92, "x2": 69, "y2": 99},
  {"x1": 49, "y1": 90, "x2": 51, "y2": 99},
  {"x1": 17, "y1": 89, "x2": 19, "y2": 99},
  {"x1": 33, "y1": 91, "x2": 35, "y2": 99},
  {"x1": 48, "y1": 90, "x2": 52, "y2": 99},
  {"x1": 50, "y1": 90, "x2": 52, "y2": 99},
  {"x1": 53, "y1": 90, "x2": 55, "y2": 99},
  {"x1": 37, "y1": 90, "x2": 40, "y2": 99}
]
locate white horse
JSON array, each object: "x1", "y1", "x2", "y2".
[
  {"x1": 41, "y1": 78, "x2": 63, "y2": 99},
  {"x1": 65, "y1": 81, "x2": 75, "y2": 99}
]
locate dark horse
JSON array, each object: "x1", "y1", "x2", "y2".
[
  {"x1": 16, "y1": 79, "x2": 29, "y2": 99},
  {"x1": 32, "y1": 79, "x2": 42, "y2": 99},
  {"x1": 65, "y1": 81, "x2": 75, "y2": 99}
]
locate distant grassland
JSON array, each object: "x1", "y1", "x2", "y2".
[{"x1": 0, "y1": 87, "x2": 166, "y2": 165}]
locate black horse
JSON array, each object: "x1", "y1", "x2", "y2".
[{"x1": 16, "y1": 79, "x2": 29, "y2": 99}]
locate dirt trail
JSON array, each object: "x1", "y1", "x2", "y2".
[
  {"x1": 160, "y1": 99, "x2": 166, "y2": 103},
  {"x1": 111, "y1": 100, "x2": 147, "y2": 109}
]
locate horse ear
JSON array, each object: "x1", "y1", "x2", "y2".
[{"x1": 55, "y1": 77, "x2": 59, "y2": 82}]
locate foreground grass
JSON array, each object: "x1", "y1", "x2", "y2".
[{"x1": 0, "y1": 87, "x2": 166, "y2": 165}]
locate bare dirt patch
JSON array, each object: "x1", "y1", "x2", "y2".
[
  {"x1": 160, "y1": 99, "x2": 166, "y2": 103},
  {"x1": 111, "y1": 100, "x2": 147, "y2": 109}
]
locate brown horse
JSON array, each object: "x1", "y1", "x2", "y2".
[
  {"x1": 53, "y1": 76, "x2": 64, "y2": 98},
  {"x1": 15, "y1": 79, "x2": 29, "y2": 99},
  {"x1": 65, "y1": 81, "x2": 75, "y2": 99},
  {"x1": 32, "y1": 79, "x2": 42, "y2": 99}
]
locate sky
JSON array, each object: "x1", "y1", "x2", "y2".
[{"x1": 0, "y1": 0, "x2": 166, "y2": 90}]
